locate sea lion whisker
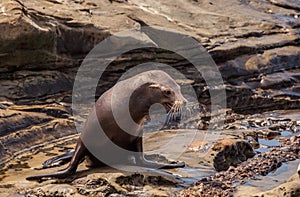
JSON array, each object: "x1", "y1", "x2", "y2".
[
  {"x1": 166, "y1": 106, "x2": 175, "y2": 124},
  {"x1": 174, "y1": 103, "x2": 180, "y2": 112},
  {"x1": 166, "y1": 106, "x2": 175, "y2": 116},
  {"x1": 171, "y1": 113, "x2": 176, "y2": 121},
  {"x1": 172, "y1": 105, "x2": 178, "y2": 115},
  {"x1": 169, "y1": 110, "x2": 176, "y2": 121},
  {"x1": 166, "y1": 114, "x2": 172, "y2": 123},
  {"x1": 166, "y1": 111, "x2": 174, "y2": 124},
  {"x1": 167, "y1": 106, "x2": 179, "y2": 123},
  {"x1": 166, "y1": 116, "x2": 171, "y2": 124},
  {"x1": 179, "y1": 106, "x2": 183, "y2": 118},
  {"x1": 177, "y1": 105, "x2": 183, "y2": 117},
  {"x1": 187, "y1": 106, "x2": 193, "y2": 117},
  {"x1": 172, "y1": 111, "x2": 179, "y2": 121},
  {"x1": 165, "y1": 103, "x2": 173, "y2": 109}
]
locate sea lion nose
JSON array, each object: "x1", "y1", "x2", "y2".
[
  {"x1": 175, "y1": 96, "x2": 187, "y2": 106},
  {"x1": 178, "y1": 95, "x2": 188, "y2": 105}
]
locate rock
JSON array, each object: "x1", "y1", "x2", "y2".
[
  {"x1": 22, "y1": 172, "x2": 180, "y2": 197},
  {"x1": 212, "y1": 138, "x2": 256, "y2": 171},
  {"x1": 244, "y1": 46, "x2": 300, "y2": 74},
  {"x1": 199, "y1": 138, "x2": 255, "y2": 171},
  {"x1": 81, "y1": 172, "x2": 179, "y2": 196},
  {"x1": 1, "y1": 1, "x2": 300, "y2": 196},
  {"x1": 188, "y1": 140, "x2": 208, "y2": 152},
  {"x1": 256, "y1": 176, "x2": 300, "y2": 197},
  {"x1": 256, "y1": 129, "x2": 281, "y2": 139},
  {"x1": 220, "y1": 130, "x2": 259, "y2": 148},
  {"x1": 0, "y1": 0, "x2": 299, "y2": 107},
  {"x1": 73, "y1": 175, "x2": 119, "y2": 196},
  {"x1": 180, "y1": 134, "x2": 300, "y2": 197},
  {"x1": 0, "y1": 0, "x2": 300, "y2": 154},
  {"x1": 0, "y1": 103, "x2": 75, "y2": 164},
  {"x1": 0, "y1": 71, "x2": 74, "y2": 101},
  {"x1": 30, "y1": 184, "x2": 81, "y2": 197}
]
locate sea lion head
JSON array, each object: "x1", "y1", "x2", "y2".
[
  {"x1": 148, "y1": 83, "x2": 185, "y2": 111},
  {"x1": 142, "y1": 82, "x2": 187, "y2": 129},
  {"x1": 114, "y1": 70, "x2": 188, "y2": 126}
]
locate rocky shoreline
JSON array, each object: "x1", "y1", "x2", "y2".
[
  {"x1": 180, "y1": 134, "x2": 300, "y2": 197},
  {"x1": 1, "y1": 0, "x2": 300, "y2": 163},
  {"x1": 1, "y1": 0, "x2": 300, "y2": 196},
  {"x1": 0, "y1": 109, "x2": 298, "y2": 197}
]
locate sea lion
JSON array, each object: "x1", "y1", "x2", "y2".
[{"x1": 26, "y1": 70, "x2": 187, "y2": 181}]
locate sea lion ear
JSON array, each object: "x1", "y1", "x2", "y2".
[{"x1": 148, "y1": 83, "x2": 161, "y2": 89}]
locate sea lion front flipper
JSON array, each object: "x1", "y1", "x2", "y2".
[{"x1": 135, "y1": 136, "x2": 185, "y2": 169}]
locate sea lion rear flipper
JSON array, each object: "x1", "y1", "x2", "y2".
[
  {"x1": 42, "y1": 150, "x2": 75, "y2": 169},
  {"x1": 26, "y1": 167, "x2": 76, "y2": 182},
  {"x1": 27, "y1": 139, "x2": 87, "y2": 182}
]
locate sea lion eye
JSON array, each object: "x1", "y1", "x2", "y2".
[{"x1": 164, "y1": 90, "x2": 172, "y2": 95}]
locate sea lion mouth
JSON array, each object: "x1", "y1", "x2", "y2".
[
  {"x1": 162, "y1": 102, "x2": 174, "y2": 111},
  {"x1": 164, "y1": 100, "x2": 183, "y2": 126}
]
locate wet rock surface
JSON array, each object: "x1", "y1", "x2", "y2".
[
  {"x1": 1, "y1": 0, "x2": 300, "y2": 160},
  {"x1": 180, "y1": 134, "x2": 300, "y2": 197},
  {"x1": 255, "y1": 177, "x2": 300, "y2": 197},
  {"x1": 0, "y1": 110, "x2": 299, "y2": 196},
  {"x1": 21, "y1": 172, "x2": 181, "y2": 197},
  {"x1": 1, "y1": 0, "x2": 300, "y2": 196}
]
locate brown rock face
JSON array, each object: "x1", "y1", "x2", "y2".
[
  {"x1": 0, "y1": 103, "x2": 75, "y2": 164},
  {"x1": 254, "y1": 163, "x2": 300, "y2": 197},
  {"x1": 211, "y1": 138, "x2": 256, "y2": 171},
  {"x1": 1, "y1": 1, "x2": 300, "y2": 197}
]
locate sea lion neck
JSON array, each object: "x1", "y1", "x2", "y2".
[{"x1": 129, "y1": 84, "x2": 153, "y2": 124}]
